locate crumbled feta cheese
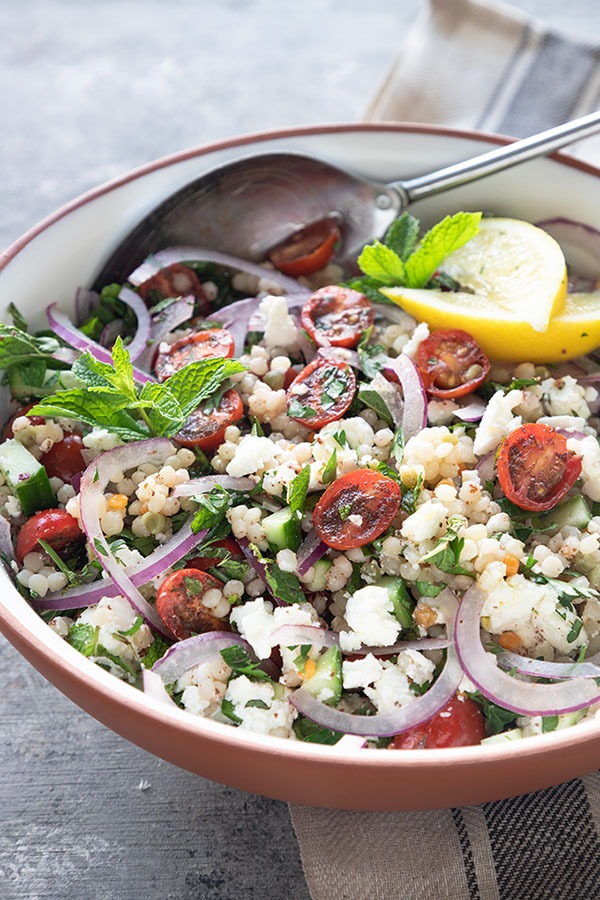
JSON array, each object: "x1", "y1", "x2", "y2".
[
  {"x1": 480, "y1": 574, "x2": 586, "y2": 656},
  {"x1": 342, "y1": 586, "x2": 401, "y2": 647},
  {"x1": 541, "y1": 375, "x2": 592, "y2": 419},
  {"x1": 77, "y1": 595, "x2": 154, "y2": 682},
  {"x1": 229, "y1": 597, "x2": 275, "y2": 659},
  {"x1": 567, "y1": 434, "x2": 600, "y2": 501},
  {"x1": 364, "y1": 664, "x2": 414, "y2": 714},
  {"x1": 395, "y1": 649, "x2": 436, "y2": 685},
  {"x1": 177, "y1": 658, "x2": 231, "y2": 715},
  {"x1": 428, "y1": 399, "x2": 459, "y2": 426},
  {"x1": 260, "y1": 295, "x2": 299, "y2": 349},
  {"x1": 342, "y1": 653, "x2": 384, "y2": 690},
  {"x1": 225, "y1": 675, "x2": 296, "y2": 736},
  {"x1": 473, "y1": 389, "x2": 523, "y2": 456},
  {"x1": 226, "y1": 434, "x2": 279, "y2": 477},
  {"x1": 402, "y1": 322, "x2": 430, "y2": 359},
  {"x1": 82, "y1": 428, "x2": 124, "y2": 453},
  {"x1": 401, "y1": 499, "x2": 447, "y2": 543}
]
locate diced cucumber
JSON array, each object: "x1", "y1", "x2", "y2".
[
  {"x1": 303, "y1": 558, "x2": 332, "y2": 592},
  {"x1": 0, "y1": 439, "x2": 56, "y2": 516},
  {"x1": 481, "y1": 728, "x2": 523, "y2": 745},
  {"x1": 376, "y1": 575, "x2": 414, "y2": 630},
  {"x1": 302, "y1": 645, "x2": 342, "y2": 706},
  {"x1": 534, "y1": 495, "x2": 591, "y2": 533},
  {"x1": 262, "y1": 505, "x2": 302, "y2": 553}
]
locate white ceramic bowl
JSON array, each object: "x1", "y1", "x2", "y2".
[{"x1": 2, "y1": 123, "x2": 600, "y2": 811}]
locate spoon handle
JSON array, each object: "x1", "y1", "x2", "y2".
[{"x1": 396, "y1": 110, "x2": 600, "y2": 205}]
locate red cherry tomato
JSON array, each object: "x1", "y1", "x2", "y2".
[
  {"x1": 153, "y1": 328, "x2": 235, "y2": 381},
  {"x1": 40, "y1": 433, "x2": 86, "y2": 481},
  {"x1": 15, "y1": 509, "x2": 84, "y2": 564},
  {"x1": 137, "y1": 263, "x2": 209, "y2": 314},
  {"x1": 416, "y1": 329, "x2": 490, "y2": 399},
  {"x1": 156, "y1": 568, "x2": 228, "y2": 640},
  {"x1": 389, "y1": 694, "x2": 485, "y2": 749},
  {"x1": 3, "y1": 404, "x2": 44, "y2": 440},
  {"x1": 313, "y1": 469, "x2": 401, "y2": 550},
  {"x1": 268, "y1": 219, "x2": 341, "y2": 277},
  {"x1": 187, "y1": 537, "x2": 242, "y2": 571},
  {"x1": 174, "y1": 388, "x2": 244, "y2": 452},
  {"x1": 286, "y1": 358, "x2": 356, "y2": 429},
  {"x1": 300, "y1": 286, "x2": 375, "y2": 349},
  {"x1": 496, "y1": 422, "x2": 582, "y2": 512}
]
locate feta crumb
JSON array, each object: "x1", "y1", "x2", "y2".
[
  {"x1": 343, "y1": 585, "x2": 401, "y2": 647},
  {"x1": 401, "y1": 499, "x2": 447, "y2": 543},
  {"x1": 260, "y1": 295, "x2": 299, "y2": 349},
  {"x1": 473, "y1": 388, "x2": 523, "y2": 455}
]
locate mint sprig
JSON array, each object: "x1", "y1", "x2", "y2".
[
  {"x1": 30, "y1": 338, "x2": 245, "y2": 440},
  {"x1": 357, "y1": 211, "x2": 482, "y2": 290}
]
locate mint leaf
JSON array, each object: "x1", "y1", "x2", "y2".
[
  {"x1": 414, "y1": 581, "x2": 443, "y2": 597},
  {"x1": 165, "y1": 357, "x2": 245, "y2": 417},
  {"x1": 404, "y1": 211, "x2": 482, "y2": 288},
  {"x1": 7, "y1": 303, "x2": 28, "y2": 332},
  {"x1": 391, "y1": 427, "x2": 404, "y2": 465},
  {"x1": 220, "y1": 644, "x2": 272, "y2": 681},
  {"x1": 221, "y1": 698, "x2": 243, "y2": 724},
  {"x1": 67, "y1": 623, "x2": 99, "y2": 656},
  {"x1": 264, "y1": 562, "x2": 306, "y2": 605},
  {"x1": 384, "y1": 213, "x2": 420, "y2": 261},
  {"x1": 322, "y1": 449, "x2": 337, "y2": 485},
  {"x1": 30, "y1": 390, "x2": 148, "y2": 440},
  {"x1": 468, "y1": 691, "x2": 519, "y2": 734},
  {"x1": 357, "y1": 241, "x2": 405, "y2": 284},
  {"x1": 190, "y1": 486, "x2": 232, "y2": 533},
  {"x1": 72, "y1": 339, "x2": 137, "y2": 399},
  {"x1": 293, "y1": 716, "x2": 343, "y2": 745},
  {"x1": 141, "y1": 635, "x2": 172, "y2": 669},
  {"x1": 0, "y1": 324, "x2": 66, "y2": 372},
  {"x1": 357, "y1": 385, "x2": 394, "y2": 427},
  {"x1": 138, "y1": 381, "x2": 184, "y2": 437},
  {"x1": 287, "y1": 466, "x2": 310, "y2": 515}
]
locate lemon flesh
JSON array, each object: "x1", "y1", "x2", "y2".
[
  {"x1": 382, "y1": 286, "x2": 600, "y2": 363},
  {"x1": 437, "y1": 218, "x2": 568, "y2": 331}
]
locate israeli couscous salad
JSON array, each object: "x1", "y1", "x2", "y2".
[{"x1": 2, "y1": 209, "x2": 600, "y2": 750}]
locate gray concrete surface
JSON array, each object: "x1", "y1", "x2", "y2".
[{"x1": 1, "y1": 1, "x2": 599, "y2": 898}]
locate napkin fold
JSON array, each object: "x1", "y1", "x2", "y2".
[{"x1": 290, "y1": 1, "x2": 600, "y2": 898}]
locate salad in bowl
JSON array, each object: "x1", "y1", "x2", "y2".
[{"x1": 3, "y1": 194, "x2": 600, "y2": 756}]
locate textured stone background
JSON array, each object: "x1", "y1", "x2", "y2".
[{"x1": 1, "y1": 1, "x2": 599, "y2": 898}]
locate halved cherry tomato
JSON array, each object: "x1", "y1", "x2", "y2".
[
  {"x1": 496, "y1": 422, "x2": 582, "y2": 512},
  {"x1": 389, "y1": 694, "x2": 485, "y2": 749},
  {"x1": 156, "y1": 568, "x2": 228, "y2": 640},
  {"x1": 137, "y1": 263, "x2": 209, "y2": 315},
  {"x1": 175, "y1": 388, "x2": 244, "y2": 452},
  {"x1": 187, "y1": 537, "x2": 242, "y2": 571},
  {"x1": 313, "y1": 469, "x2": 401, "y2": 550},
  {"x1": 286, "y1": 358, "x2": 355, "y2": 429},
  {"x1": 15, "y1": 509, "x2": 84, "y2": 564},
  {"x1": 416, "y1": 329, "x2": 490, "y2": 399},
  {"x1": 268, "y1": 219, "x2": 341, "y2": 277},
  {"x1": 40, "y1": 433, "x2": 86, "y2": 481},
  {"x1": 300, "y1": 286, "x2": 375, "y2": 349},
  {"x1": 3, "y1": 404, "x2": 44, "y2": 440},
  {"x1": 154, "y1": 328, "x2": 235, "y2": 381}
]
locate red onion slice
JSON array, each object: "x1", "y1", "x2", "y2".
[
  {"x1": 289, "y1": 589, "x2": 461, "y2": 737},
  {"x1": 382, "y1": 354, "x2": 427, "y2": 440},
  {"x1": 455, "y1": 585, "x2": 600, "y2": 715},
  {"x1": 47, "y1": 304, "x2": 154, "y2": 384},
  {"x1": 75, "y1": 286, "x2": 99, "y2": 324},
  {"x1": 476, "y1": 452, "x2": 496, "y2": 483},
  {"x1": 30, "y1": 518, "x2": 206, "y2": 612},
  {"x1": 454, "y1": 397, "x2": 486, "y2": 422},
  {"x1": 269, "y1": 624, "x2": 452, "y2": 656},
  {"x1": 173, "y1": 475, "x2": 256, "y2": 498},
  {"x1": 150, "y1": 631, "x2": 255, "y2": 684},
  {"x1": 209, "y1": 296, "x2": 263, "y2": 357},
  {"x1": 128, "y1": 246, "x2": 309, "y2": 296},
  {"x1": 78, "y1": 438, "x2": 176, "y2": 636},
  {"x1": 135, "y1": 295, "x2": 195, "y2": 371},
  {"x1": 0, "y1": 515, "x2": 15, "y2": 573},
  {"x1": 498, "y1": 650, "x2": 600, "y2": 681},
  {"x1": 142, "y1": 668, "x2": 177, "y2": 706},
  {"x1": 116, "y1": 286, "x2": 152, "y2": 362},
  {"x1": 297, "y1": 528, "x2": 328, "y2": 576},
  {"x1": 99, "y1": 319, "x2": 124, "y2": 348}
]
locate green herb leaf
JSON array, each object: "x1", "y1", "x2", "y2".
[
  {"x1": 322, "y1": 449, "x2": 337, "y2": 485},
  {"x1": 221, "y1": 698, "x2": 242, "y2": 724},
  {"x1": 264, "y1": 561, "x2": 306, "y2": 605},
  {"x1": 288, "y1": 399, "x2": 318, "y2": 419},
  {"x1": 400, "y1": 472, "x2": 423, "y2": 515},
  {"x1": 542, "y1": 715, "x2": 559, "y2": 733},
  {"x1": 467, "y1": 690, "x2": 519, "y2": 734},
  {"x1": 141, "y1": 635, "x2": 172, "y2": 669},
  {"x1": 414, "y1": 581, "x2": 443, "y2": 598},
  {"x1": 357, "y1": 386, "x2": 394, "y2": 427},
  {"x1": 138, "y1": 381, "x2": 184, "y2": 437},
  {"x1": 420, "y1": 516, "x2": 471, "y2": 575},
  {"x1": 165, "y1": 356, "x2": 245, "y2": 418},
  {"x1": 67, "y1": 623, "x2": 99, "y2": 657},
  {"x1": 293, "y1": 716, "x2": 343, "y2": 745},
  {"x1": 403, "y1": 212, "x2": 482, "y2": 289},
  {"x1": 0, "y1": 324, "x2": 66, "y2": 373},
  {"x1": 7, "y1": 303, "x2": 29, "y2": 332},
  {"x1": 30, "y1": 390, "x2": 148, "y2": 440},
  {"x1": 357, "y1": 241, "x2": 406, "y2": 284},
  {"x1": 190, "y1": 486, "x2": 232, "y2": 533},
  {"x1": 220, "y1": 644, "x2": 272, "y2": 681},
  {"x1": 287, "y1": 466, "x2": 311, "y2": 515},
  {"x1": 383, "y1": 213, "x2": 420, "y2": 261}
]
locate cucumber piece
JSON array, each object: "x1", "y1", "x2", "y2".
[
  {"x1": 534, "y1": 495, "x2": 592, "y2": 533},
  {"x1": 376, "y1": 575, "x2": 414, "y2": 630},
  {"x1": 302, "y1": 645, "x2": 342, "y2": 706},
  {"x1": 481, "y1": 728, "x2": 523, "y2": 745},
  {"x1": 303, "y1": 558, "x2": 332, "y2": 592},
  {"x1": 0, "y1": 439, "x2": 56, "y2": 516},
  {"x1": 262, "y1": 505, "x2": 302, "y2": 553}
]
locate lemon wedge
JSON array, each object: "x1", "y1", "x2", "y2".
[{"x1": 382, "y1": 217, "x2": 571, "y2": 359}]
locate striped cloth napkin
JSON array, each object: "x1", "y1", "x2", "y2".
[{"x1": 290, "y1": 1, "x2": 600, "y2": 898}]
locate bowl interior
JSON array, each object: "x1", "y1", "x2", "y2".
[{"x1": 2, "y1": 123, "x2": 600, "y2": 810}]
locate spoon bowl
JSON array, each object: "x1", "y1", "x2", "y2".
[{"x1": 92, "y1": 110, "x2": 600, "y2": 288}]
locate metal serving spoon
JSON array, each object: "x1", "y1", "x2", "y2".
[{"x1": 93, "y1": 111, "x2": 600, "y2": 288}]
